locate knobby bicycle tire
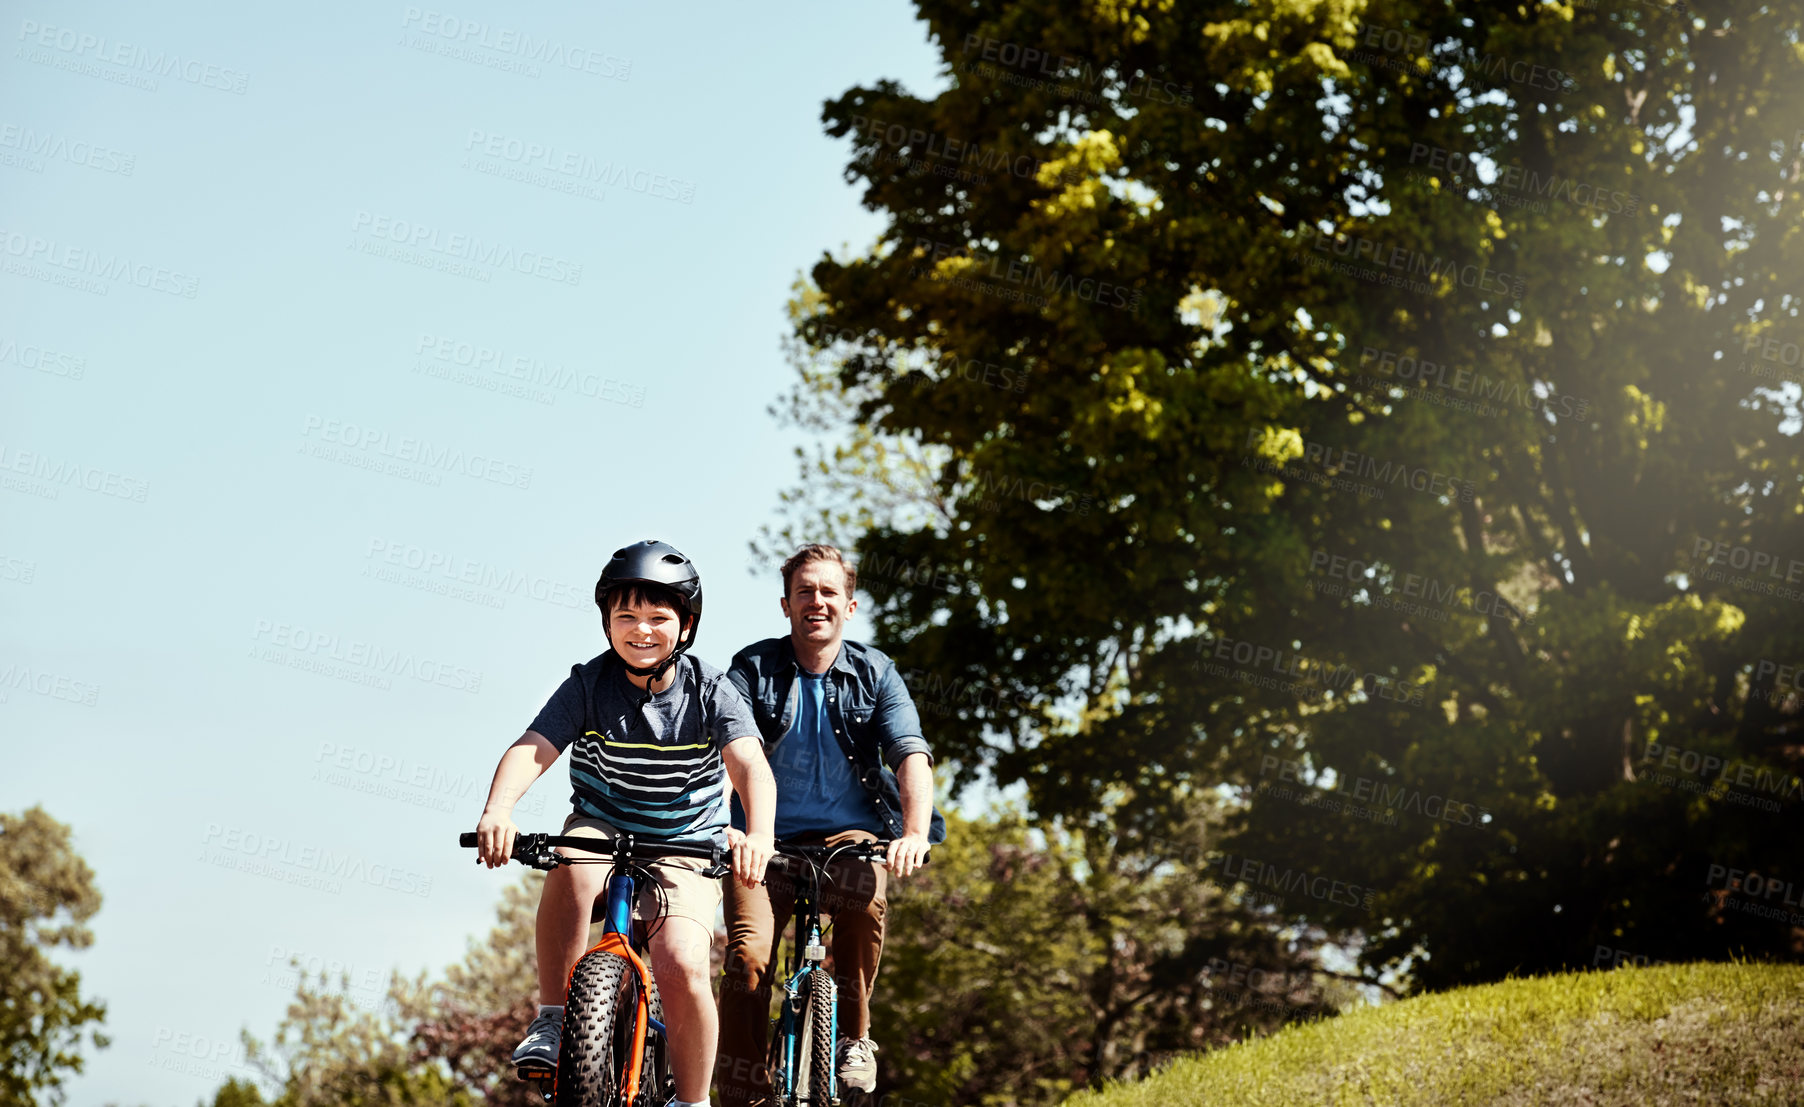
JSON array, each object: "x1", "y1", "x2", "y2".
[
  {"x1": 558, "y1": 950, "x2": 635, "y2": 1107},
  {"x1": 641, "y1": 968, "x2": 674, "y2": 1105},
  {"x1": 794, "y1": 971, "x2": 838, "y2": 1107}
]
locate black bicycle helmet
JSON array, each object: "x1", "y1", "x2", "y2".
[{"x1": 594, "y1": 539, "x2": 703, "y2": 682}]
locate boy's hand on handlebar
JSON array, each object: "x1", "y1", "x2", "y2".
[
  {"x1": 887, "y1": 833, "x2": 931, "y2": 879},
  {"x1": 475, "y1": 811, "x2": 519, "y2": 869},
  {"x1": 733, "y1": 831, "x2": 774, "y2": 888}
]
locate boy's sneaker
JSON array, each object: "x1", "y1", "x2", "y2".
[
  {"x1": 836, "y1": 1037, "x2": 878, "y2": 1094},
  {"x1": 512, "y1": 1009, "x2": 564, "y2": 1071}
]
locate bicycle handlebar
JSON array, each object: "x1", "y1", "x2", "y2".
[
  {"x1": 768, "y1": 838, "x2": 930, "y2": 869},
  {"x1": 459, "y1": 831, "x2": 725, "y2": 875}
]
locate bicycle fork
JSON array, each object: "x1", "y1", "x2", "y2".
[{"x1": 778, "y1": 920, "x2": 838, "y2": 1107}]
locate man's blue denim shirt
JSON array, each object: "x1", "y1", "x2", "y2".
[{"x1": 726, "y1": 635, "x2": 935, "y2": 839}]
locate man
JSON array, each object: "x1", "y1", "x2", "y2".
[{"x1": 718, "y1": 543, "x2": 944, "y2": 1107}]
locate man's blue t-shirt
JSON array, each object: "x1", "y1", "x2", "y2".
[{"x1": 764, "y1": 670, "x2": 885, "y2": 838}]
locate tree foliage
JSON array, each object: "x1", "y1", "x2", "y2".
[
  {"x1": 224, "y1": 872, "x2": 691, "y2": 1107},
  {"x1": 229, "y1": 875, "x2": 552, "y2": 1107},
  {"x1": 868, "y1": 805, "x2": 1364, "y2": 1107},
  {"x1": 776, "y1": 0, "x2": 1804, "y2": 994},
  {"x1": 0, "y1": 806, "x2": 107, "y2": 1107}
]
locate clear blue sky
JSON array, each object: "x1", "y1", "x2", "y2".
[{"x1": 1, "y1": 3, "x2": 944, "y2": 1102}]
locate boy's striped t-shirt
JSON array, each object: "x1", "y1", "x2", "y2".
[{"x1": 528, "y1": 651, "x2": 760, "y2": 848}]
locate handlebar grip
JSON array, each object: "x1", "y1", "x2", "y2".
[{"x1": 460, "y1": 832, "x2": 478, "y2": 848}]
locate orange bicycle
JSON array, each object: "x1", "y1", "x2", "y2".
[{"x1": 460, "y1": 830, "x2": 727, "y2": 1106}]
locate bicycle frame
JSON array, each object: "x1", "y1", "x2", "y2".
[
  {"x1": 459, "y1": 831, "x2": 723, "y2": 1106},
  {"x1": 564, "y1": 859, "x2": 663, "y2": 1103},
  {"x1": 772, "y1": 857, "x2": 839, "y2": 1107}
]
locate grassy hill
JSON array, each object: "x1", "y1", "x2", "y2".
[{"x1": 1066, "y1": 962, "x2": 1804, "y2": 1106}]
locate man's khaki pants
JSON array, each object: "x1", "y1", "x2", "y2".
[{"x1": 716, "y1": 829, "x2": 887, "y2": 1107}]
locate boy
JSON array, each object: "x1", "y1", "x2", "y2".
[{"x1": 474, "y1": 539, "x2": 775, "y2": 1107}]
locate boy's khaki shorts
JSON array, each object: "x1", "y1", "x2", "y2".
[{"x1": 560, "y1": 812, "x2": 722, "y2": 932}]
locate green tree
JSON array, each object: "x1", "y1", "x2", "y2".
[
  {"x1": 202, "y1": 1077, "x2": 269, "y2": 1107},
  {"x1": 868, "y1": 805, "x2": 1368, "y2": 1106},
  {"x1": 0, "y1": 807, "x2": 107, "y2": 1107},
  {"x1": 224, "y1": 871, "x2": 585, "y2": 1107},
  {"x1": 775, "y1": 0, "x2": 1804, "y2": 996}
]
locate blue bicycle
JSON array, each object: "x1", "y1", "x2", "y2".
[
  {"x1": 763, "y1": 839, "x2": 921, "y2": 1107},
  {"x1": 460, "y1": 830, "x2": 727, "y2": 1107}
]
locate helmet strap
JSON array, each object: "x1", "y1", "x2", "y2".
[{"x1": 607, "y1": 616, "x2": 695, "y2": 685}]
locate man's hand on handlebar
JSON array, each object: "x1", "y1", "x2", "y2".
[
  {"x1": 475, "y1": 810, "x2": 519, "y2": 869},
  {"x1": 732, "y1": 830, "x2": 775, "y2": 888},
  {"x1": 887, "y1": 832, "x2": 931, "y2": 879}
]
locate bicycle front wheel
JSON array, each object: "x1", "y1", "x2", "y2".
[
  {"x1": 793, "y1": 971, "x2": 838, "y2": 1107},
  {"x1": 558, "y1": 949, "x2": 637, "y2": 1107},
  {"x1": 640, "y1": 970, "x2": 674, "y2": 1106}
]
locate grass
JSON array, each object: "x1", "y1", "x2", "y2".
[{"x1": 1067, "y1": 962, "x2": 1804, "y2": 1106}]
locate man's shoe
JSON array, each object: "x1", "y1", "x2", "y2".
[
  {"x1": 512, "y1": 1009, "x2": 564, "y2": 1071},
  {"x1": 836, "y1": 1037, "x2": 878, "y2": 1095}
]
